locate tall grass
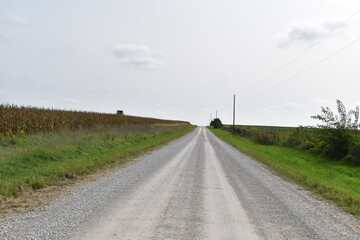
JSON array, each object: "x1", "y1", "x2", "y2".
[
  {"x1": 224, "y1": 125, "x2": 360, "y2": 164},
  {"x1": 0, "y1": 124, "x2": 195, "y2": 197}
]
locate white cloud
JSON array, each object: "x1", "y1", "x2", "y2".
[
  {"x1": 2, "y1": 15, "x2": 27, "y2": 26},
  {"x1": 277, "y1": 17, "x2": 348, "y2": 48},
  {"x1": 113, "y1": 45, "x2": 152, "y2": 57},
  {"x1": 0, "y1": 30, "x2": 9, "y2": 41},
  {"x1": 61, "y1": 98, "x2": 79, "y2": 103},
  {"x1": 112, "y1": 45, "x2": 165, "y2": 70},
  {"x1": 254, "y1": 103, "x2": 302, "y2": 114},
  {"x1": 39, "y1": 100, "x2": 53, "y2": 104},
  {"x1": 0, "y1": 15, "x2": 27, "y2": 43},
  {"x1": 217, "y1": 69, "x2": 232, "y2": 76},
  {"x1": 311, "y1": 98, "x2": 333, "y2": 105},
  {"x1": 264, "y1": 112, "x2": 279, "y2": 117},
  {"x1": 269, "y1": 102, "x2": 302, "y2": 109},
  {"x1": 0, "y1": 90, "x2": 5, "y2": 95}
]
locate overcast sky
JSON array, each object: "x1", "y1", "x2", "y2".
[{"x1": 1, "y1": 0, "x2": 360, "y2": 126}]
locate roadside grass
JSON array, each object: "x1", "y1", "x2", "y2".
[
  {"x1": 0, "y1": 124, "x2": 195, "y2": 198},
  {"x1": 209, "y1": 128, "x2": 360, "y2": 218}
]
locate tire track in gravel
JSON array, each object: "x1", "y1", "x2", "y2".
[
  {"x1": 75, "y1": 128, "x2": 204, "y2": 240},
  {"x1": 202, "y1": 131, "x2": 259, "y2": 239},
  {"x1": 206, "y1": 129, "x2": 360, "y2": 240}
]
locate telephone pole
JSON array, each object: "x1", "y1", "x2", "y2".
[{"x1": 232, "y1": 94, "x2": 235, "y2": 132}]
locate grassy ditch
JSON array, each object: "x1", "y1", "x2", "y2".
[
  {"x1": 209, "y1": 128, "x2": 360, "y2": 218},
  {"x1": 0, "y1": 124, "x2": 195, "y2": 198}
]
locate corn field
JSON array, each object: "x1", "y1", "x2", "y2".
[{"x1": 0, "y1": 104, "x2": 189, "y2": 135}]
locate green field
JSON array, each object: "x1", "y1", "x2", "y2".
[
  {"x1": 210, "y1": 127, "x2": 360, "y2": 218},
  {"x1": 0, "y1": 124, "x2": 195, "y2": 197}
]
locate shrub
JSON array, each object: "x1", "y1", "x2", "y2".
[
  {"x1": 210, "y1": 118, "x2": 223, "y2": 129},
  {"x1": 311, "y1": 99, "x2": 360, "y2": 130},
  {"x1": 321, "y1": 129, "x2": 350, "y2": 160},
  {"x1": 311, "y1": 100, "x2": 360, "y2": 161},
  {"x1": 253, "y1": 130, "x2": 279, "y2": 145},
  {"x1": 283, "y1": 135, "x2": 301, "y2": 148},
  {"x1": 345, "y1": 134, "x2": 360, "y2": 165}
]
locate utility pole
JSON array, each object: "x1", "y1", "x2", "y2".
[{"x1": 232, "y1": 94, "x2": 235, "y2": 132}]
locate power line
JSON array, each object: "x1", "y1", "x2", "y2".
[
  {"x1": 247, "y1": 36, "x2": 360, "y2": 97},
  {"x1": 239, "y1": 9, "x2": 360, "y2": 93}
]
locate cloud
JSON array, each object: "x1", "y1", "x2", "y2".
[
  {"x1": 0, "y1": 90, "x2": 5, "y2": 95},
  {"x1": 256, "y1": 102, "x2": 301, "y2": 113},
  {"x1": 112, "y1": 45, "x2": 165, "y2": 70},
  {"x1": 61, "y1": 98, "x2": 79, "y2": 103},
  {"x1": 217, "y1": 69, "x2": 232, "y2": 76},
  {"x1": 0, "y1": 30, "x2": 9, "y2": 41},
  {"x1": 277, "y1": 17, "x2": 348, "y2": 48},
  {"x1": 311, "y1": 98, "x2": 333, "y2": 105},
  {"x1": 1, "y1": 15, "x2": 27, "y2": 26},
  {"x1": 0, "y1": 15, "x2": 27, "y2": 43},
  {"x1": 269, "y1": 102, "x2": 302, "y2": 109}
]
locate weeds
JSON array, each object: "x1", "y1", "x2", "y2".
[
  {"x1": 224, "y1": 125, "x2": 360, "y2": 165},
  {"x1": 0, "y1": 124, "x2": 194, "y2": 197},
  {"x1": 210, "y1": 128, "x2": 360, "y2": 217}
]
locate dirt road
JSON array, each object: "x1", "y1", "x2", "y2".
[{"x1": 1, "y1": 127, "x2": 359, "y2": 239}]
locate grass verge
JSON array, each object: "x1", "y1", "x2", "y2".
[
  {"x1": 0, "y1": 124, "x2": 195, "y2": 217},
  {"x1": 209, "y1": 128, "x2": 360, "y2": 218}
]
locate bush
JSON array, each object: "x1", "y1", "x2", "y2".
[
  {"x1": 283, "y1": 135, "x2": 301, "y2": 148},
  {"x1": 223, "y1": 100, "x2": 360, "y2": 165},
  {"x1": 282, "y1": 127, "x2": 307, "y2": 148},
  {"x1": 345, "y1": 134, "x2": 360, "y2": 165},
  {"x1": 253, "y1": 130, "x2": 279, "y2": 145},
  {"x1": 210, "y1": 118, "x2": 223, "y2": 129},
  {"x1": 320, "y1": 129, "x2": 350, "y2": 160},
  {"x1": 311, "y1": 100, "x2": 360, "y2": 162}
]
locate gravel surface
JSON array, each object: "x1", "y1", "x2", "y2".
[{"x1": 0, "y1": 127, "x2": 359, "y2": 239}]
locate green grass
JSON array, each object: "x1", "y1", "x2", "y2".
[
  {"x1": 209, "y1": 127, "x2": 360, "y2": 218},
  {"x1": 0, "y1": 124, "x2": 195, "y2": 197}
]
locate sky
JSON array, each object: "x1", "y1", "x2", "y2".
[{"x1": 1, "y1": 0, "x2": 360, "y2": 126}]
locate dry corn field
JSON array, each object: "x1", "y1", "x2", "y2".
[{"x1": 0, "y1": 104, "x2": 189, "y2": 136}]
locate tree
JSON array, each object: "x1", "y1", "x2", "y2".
[
  {"x1": 311, "y1": 100, "x2": 360, "y2": 160},
  {"x1": 311, "y1": 99, "x2": 360, "y2": 130},
  {"x1": 210, "y1": 118, "x2": 223, "y2": 129}
]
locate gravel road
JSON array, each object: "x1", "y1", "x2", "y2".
[{"x1": 0, "y1": 127, "x2": 359, "y2": 239}]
